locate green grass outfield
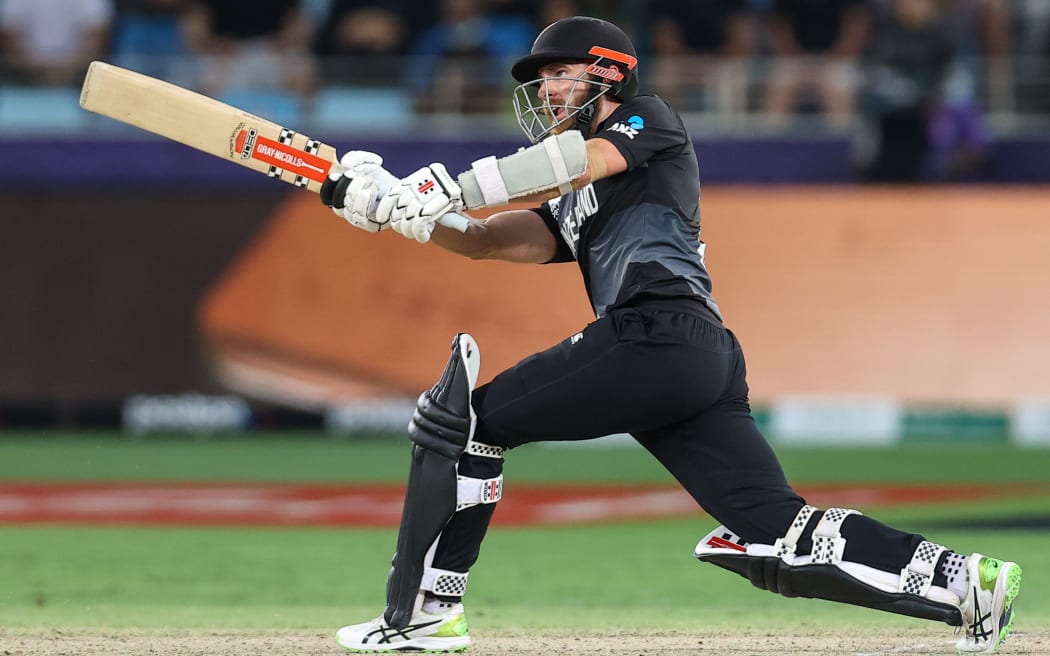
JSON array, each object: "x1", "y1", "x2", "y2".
[{"x1": 0, "y1": 433, "x2": 1048, "y2": 634}]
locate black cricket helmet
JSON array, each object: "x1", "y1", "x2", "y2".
[{"x1": 511, "y1": 16, "x2": 639, "y2": 143}]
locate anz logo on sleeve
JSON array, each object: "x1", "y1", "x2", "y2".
[
  {"x1": 605, "y1": 114, "x2": 645, "y2": 139},
  {"x1": 548, "y1": 183, "x2": 599, "y2": 258}
]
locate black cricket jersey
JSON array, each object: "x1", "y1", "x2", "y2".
[{"x1": 533, "y1": 94, "x2": 722, "y2": 321}]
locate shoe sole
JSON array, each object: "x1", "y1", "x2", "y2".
[
  {"x1": 338, "y1": 636, "x2": 471, "y2": 653},
  {"x1": 992, "y1": 563, "x2": 1022, "y2": 652},
  {"x1": 341, "y1": 646, "x2": 468, "y2": 653},
  {"x1": 342, "y1": 649, "x2": 468, "y2": 654}
]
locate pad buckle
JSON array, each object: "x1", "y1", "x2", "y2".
[
  {"x1": 899, "y1": 540, "x2": 945, "y2": 597},
  {"x1": 774, "y1": 504, "x2": 817, "y2": 560},
  {"x1": 456, "y1": 474, "x2": 503, "y2": 511},
  {"x1": 421, "y1": 567, "x2": 469, "y2": 597},
  {"x1": 811, "y1": 508, "x2": 860, "y2": 564}
]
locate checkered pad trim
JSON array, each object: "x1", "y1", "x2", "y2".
[
  {"x1": 810, "y1": 507, "x2": 860, "y2": 564},
  {"x1": 811, "y1": 536, "x2": 838, "y2": 563},
  {"x1": 899, "y1": 540, "x2": 945, "y2": 597},
  {"x1": 913, "y1": 541, "x2": 943, "y2": 569},
  {"x1": 822, "y1": 507, "x2": 854, "y2": 524},
  {"x1": 432, "y1": 573, "x2": 467, "y2": 597},
  {"x1": 466, "y1": 440, "x2": 505, "y2": 459},
  {"x1": 774, "y1": 504, "x2": 816, "y2": 559},
  {"x1": 421, "y1": 567, "x2": 468, "y2": 596},
  {"x1": 901, "y1": 571, "x2": 927, "y2": 596}
]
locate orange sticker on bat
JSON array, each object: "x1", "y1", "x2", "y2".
[
  {"x1": 249, "y1": 135, "x2": 331, "y2": 182},
  {"x1": 233, "y1": 126, "x2": 257, "y2": 159}
]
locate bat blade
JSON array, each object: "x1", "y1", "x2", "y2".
[
  {"x1": 79, "y1": 61, "x2": 335, "y2": 192},
  {"x1": 79, "y1": 61, "x2": 470, "y2": 231}
]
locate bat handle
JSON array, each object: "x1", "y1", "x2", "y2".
[{"x1": 438, "y1": 212, "x2": 471, "y2": 233}]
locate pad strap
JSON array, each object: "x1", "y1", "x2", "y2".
[
  {"x1": 470, "y1": 156, "x2": 510, "y2": 207},
  {"x1": 465, "y1": 439, "x2": 505, "y2": 459},
  {"x1": 811, "y1": 507, "x2": 861, "y2": 564},
  {"x1": 420, "y1": 566, "x2": 469, "y2": 597},
  {"x1": 456, "y1": 474, "x2": 503, "y2": 511},
  {"x1": 542, "y1": 134, "x2": 574, "y2": 195},
  {"x1": 899, "y1": 540, "x2": 946, "y2": 597},
  {"x1": 774, "y1": 504, "x2": 817, "y2": 559}
]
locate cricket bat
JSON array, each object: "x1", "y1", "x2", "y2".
[{"x1": 79, "y1": 61, "x2": 468, "y2": 232}]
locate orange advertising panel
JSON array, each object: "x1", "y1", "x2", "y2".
[
  {"x1": 198, "y1": 188, "x2": 1050, "y2": 406},
  {"x1": 197, "y1": 198, "x2": 591, "y2": 405}
]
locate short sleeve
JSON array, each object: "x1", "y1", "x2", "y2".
[
  {"x1": 592, "y1": 96, "x2": 688, "y2": 171},
  {"x1": 531, "y1": 202, "x2": 575, "y2": 264}
]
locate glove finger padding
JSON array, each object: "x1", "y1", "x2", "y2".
[
  {"x1": 339, "y1": 150, "x2": 383, "y2": 170},
  {"x1": 413, "y1": 197, "x2": 455, "y2": 243},
  {"x1": 412, "y1": 207, "x2": 436, "y2": 243},
  {"x1": 382, "y1": 164, "x2": 463, "y2": 244},
  {"x1": 346, "y1": 177, "x2": 374, "y2": 220},
  {"x1": 340, "y1": 177, "x2": 383, "y2": 232},
  {"x1": 325, "y1": 150, "x2": 400, "y2": 232},
  {"x1": 322, "y1": 151, "x2": 382, "y2": 208},
  {"x1": 377, "y1": 192, "x2": 403, "y2": 236}
]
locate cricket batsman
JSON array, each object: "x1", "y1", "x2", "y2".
[{"x1": 319, "y1": 15, "x2": 1022, "y2": 654}]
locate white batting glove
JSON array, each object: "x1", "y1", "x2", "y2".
[
  {"x1": 321, "y1": 151, "x2": 399, "y2": 232},
  {"x1": 377, "y1": 163, "x2": 463, "y2": 244}
]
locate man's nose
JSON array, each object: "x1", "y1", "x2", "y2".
[{"x1": 536, "y1": 79, "x2": 555, "y2": 101}]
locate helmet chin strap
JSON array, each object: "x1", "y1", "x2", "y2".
[
  {"x1": 568, "y1": 82, "x2": 603, "y2": 136},
  {"x1": 573, "y1": 102, "x2": 596, "y2": 135}
]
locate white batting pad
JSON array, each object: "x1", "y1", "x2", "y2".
[
  {"x1": 695, "y1": 521, "x2": 960, "y2": 606},
  {"x1": 694, "y1": 524, "x2": 749, "y2": 558}
]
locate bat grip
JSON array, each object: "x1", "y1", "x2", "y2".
[{"x1": 438, "y1": 212, "x2": 470, "y2": 233}]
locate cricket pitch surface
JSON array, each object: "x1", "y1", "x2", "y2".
[{"x1": 4, "y1": 628, "x2": 1049, "y2": 656}]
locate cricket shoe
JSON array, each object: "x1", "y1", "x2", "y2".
[
  {"x1": 335, "y1": 603, "x2": 470, "y2": 652},
  {"x1": 956, "y1": 553, "x2": 1022, "y2": 653}
]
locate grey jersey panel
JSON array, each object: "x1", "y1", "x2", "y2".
[
  {"x1": 591, "y1": 201, "x2": 721, "y2": 319},
  {"x1": 551, "y1": 192, "x2": 722, "y2": 320},
  {"x1": 539, "y1": 95, "x2": 721, "y2": 321}
]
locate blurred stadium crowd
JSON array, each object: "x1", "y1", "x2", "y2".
[{"x1": 1, "y1": 0, "x2": 1048, "y2": 181}]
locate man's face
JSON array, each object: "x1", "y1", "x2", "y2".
[{"x1": 535, "y1": 61, "x2": 592, "y2": 128}]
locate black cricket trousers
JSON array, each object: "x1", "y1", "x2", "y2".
[{"x1": 431, "y1": 301, "x2": 926, "y2": 582}]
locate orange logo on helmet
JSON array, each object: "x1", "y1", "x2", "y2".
[
  {"x1": 587, "y1": 45, "x2": 637, "y2": 69},
  {"x1": 587, "y1": 62, "x2": 624, "y2": 81}
]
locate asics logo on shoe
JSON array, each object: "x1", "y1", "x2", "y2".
[
  {"x1": 968, "y1": 587, "x2": 993, "y2": 642},
  {"x1": 365, "y1": 619, "x2": 442, "y2": 644}
]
